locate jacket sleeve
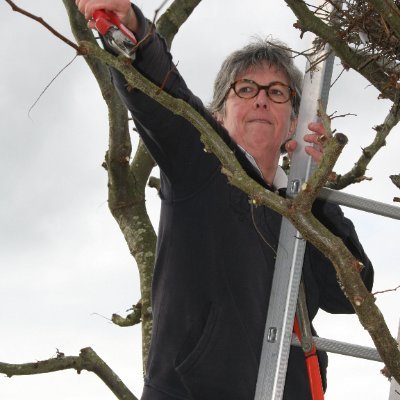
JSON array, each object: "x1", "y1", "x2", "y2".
[
  {"x1": 308, "y1": 200, "x2": 374, "y2": 314},
  {"x1": 106, "y1": 4, "x2": 231, "y2": 199}
]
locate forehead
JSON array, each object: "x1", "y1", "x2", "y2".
[{"x1": 236, "y1": 63, "x2": 289, "y2": 85}]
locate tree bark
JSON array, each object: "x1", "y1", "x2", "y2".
[
  {"x1": 156, "y1": 0, "x2": 202, "y2": 48},
  {"x1": 63, "y1": 0, "x2": 156, "y2": 370},
  {"x1": 63, "y1": 0, "x2": 203, "y2": 372}
]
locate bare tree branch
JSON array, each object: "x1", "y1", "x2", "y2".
[
  {"x1": 285, "y1": 0, "x2": 400, "y2": 101},
  {"x1": 63, "y1": 0, "x2": 203, "y2": 370},
  {"x1": 112, "y1": 301, "x2": 142, "y2": 327},
  {"x1": 328, "y1": 99, "x2": 400, "y2": 189},
  {"x1": 62, "y1": 0, "x2": 156, "y2": 371},
  {"x1": 0, "y1": 348, "x2": 138, "y2": 400},
  {"x1": 156, "y1": 0, "x2": 202, "y2": 49},
  {"x1": 367, "y1": 0, "x2": 400, "y2": 39},
  {"x1": 5, "y1": 0, "x2": 80, "y2": 52},
  {"x1": 293, "y1": 103, "x2": 348, "y2": 207}
]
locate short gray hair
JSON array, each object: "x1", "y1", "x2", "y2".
[{"x1": 209, "y1": 38, "x2": 302, "y2": 118}]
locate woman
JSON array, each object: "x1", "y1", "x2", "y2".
[{"x1": 77, "y1": 2, "x2": 374, "y2": 399}]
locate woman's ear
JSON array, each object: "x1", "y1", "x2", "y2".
[
  {"x1": 288, "y1": 117, "x2": 297, "y2": 137},
  {"x1": 214, "y1": 112, "x2": 224, "y2": 126}
]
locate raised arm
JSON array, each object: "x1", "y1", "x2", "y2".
[{"x1": 76, "y1": 1, "x2": 229, "y2": 197}]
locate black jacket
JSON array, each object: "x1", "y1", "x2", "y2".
[{"x1": 108, "y1": 5, "x2": 374, "y2": 399}]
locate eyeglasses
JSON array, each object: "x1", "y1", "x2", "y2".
[{"x1": 229, "y1": 79, "x2": 296, "y2": 104}]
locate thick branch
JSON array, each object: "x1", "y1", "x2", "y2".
[
  {"x1": 367, "y1": 0, "x2": 400, "y2": 39},
  {"x1": 294, "y1": 104, "x2": 348, "y2": 208},
  {"x1": 63, "y1": 0, "x2": 156, "y2": 370},
  {"x1": 285, "y1": 0, "x2": 399, "y2": 101},
  {"x1": 0, "y1": 348, "x2": 138, "y2": 400},
  {"x1": 64, "y1": 0, "x2": 202, "y2": 369},
  {"x1": 156, "y1": 0, "x2": 202, "y2": 49}
]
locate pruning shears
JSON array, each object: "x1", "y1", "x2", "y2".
[{"x1": 93, "y1": 9, "x2": 138, "y2": 59}]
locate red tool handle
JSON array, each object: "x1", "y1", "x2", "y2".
[
  {"x1": 93, "y1": 9, "x2": 137, "y2": 44},
  {"x1": 293, "y1": 317, "x2": 325, "y2": 400},
  {"x1": 93, "y1": 10, "x2": 113, "y2": 35}
]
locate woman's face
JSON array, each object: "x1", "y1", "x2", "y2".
[{"x1": 218, "y1": 64, "x2": 296, "y2": 161}]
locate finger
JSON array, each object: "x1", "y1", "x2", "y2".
[
  {"x1": 308, "y1": 121, "x2": 325, "y2": 134},
  {"x1": 304, "y1": 133, "x2": 328, "y2": 146},
  {"x1": 87, "y1": 19, "x2": 96, "y2": 29},
  {"x1": 75, "y1": 0, "x2": 84, "y2": 12},
  {"x1": 82, "y1": 2, "x2": 103, "y2": 20},
  {"x1": 308, "y1": 121, "x2": 332, "y2": 140},
  {"x1": 85, "y1": 3, "x2": 99, "y2": 20},
  {"x1": 78, "y1": 1, "x2": 91, "y2": 19},
  {"x1": 305, "y1": 146, "x2": 322, "y2": 164}
]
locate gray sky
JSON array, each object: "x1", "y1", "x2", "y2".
[{"x1": 1, "y1": 1, "x2": 400, "y2": 399}]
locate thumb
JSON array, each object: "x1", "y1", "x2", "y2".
[{"x1": 87, "y1": 19, "x2": 96, "y2": 29}]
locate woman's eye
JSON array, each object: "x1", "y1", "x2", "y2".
[
  {"x1": 270, "y1": 88, "x2": 284, "y2": 97},
  {"x1": 238, "y1": 86, "x2": 255, "y2": 93}
]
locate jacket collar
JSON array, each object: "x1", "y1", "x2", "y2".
[{"x1": 237, "y1": 145, "x2": 288, "y2": 191}]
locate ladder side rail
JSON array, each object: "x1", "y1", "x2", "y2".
[
  {"x1": 254, "y1": 222, "x2": 307, "y2": 399},
  {"x1": 254, "y1": 22, "x2": 335, "y2": 400}
]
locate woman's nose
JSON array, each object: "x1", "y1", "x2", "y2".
[{"x1": 254, "y1": 88, "x2": 270, "y2": 109}]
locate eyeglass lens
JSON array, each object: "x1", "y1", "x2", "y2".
[{"x1": 233, "y1": 80, "x2": 292, "y2": 103}]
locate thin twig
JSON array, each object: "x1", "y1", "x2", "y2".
[
  {"x1": 5, "y1": 0, "x2": 80, "y2": 52},
  {"x1": 373, "y1": 284, "x2": 400, "y2": 296},
  {"x1": 91, "y1": 312, "x2": 113, "y2": 324},
  {"x1": 132, "y1": 0, "x2": 171, "y2": 51},
  {"x1": 330, "y1": 66, "x2": 346, "y2": 88},
  {"x1": 28, "y1": 55, "x2": 78, "y2": 119},
  {"x1": 328, "y1": 111, "x2": 357, "y2": 120},
  {"x1": 154, "y1": 0, "x2": 170, "y2": 21}
]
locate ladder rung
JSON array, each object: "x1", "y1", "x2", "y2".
[
  {"x1": 291, "y1": 335, "x2": 381, "y2": 362},
  {"x1": 318, "y1": 187, "x2": 400, "y2": 220}
]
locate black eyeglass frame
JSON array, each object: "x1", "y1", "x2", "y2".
[{"x1": 229, "y1": 79, "x2": 296, "y2": 105}]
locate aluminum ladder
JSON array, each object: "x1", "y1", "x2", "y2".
[{"x1": 254, "y1": 1, "x2": 400, "y2": 399}]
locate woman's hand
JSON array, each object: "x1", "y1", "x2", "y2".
[
  {"x1": 285, "y1": 122, "x2": 329, "y2": 164},
  {"x1": 75, "y1": 0, "x2": 138, "y2": 32}
]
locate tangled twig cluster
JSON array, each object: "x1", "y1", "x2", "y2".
[
  {"x1": 335, "y1": 3, "x2": 398, "y2": 49},
  {"x1": 325, "y1": 1, "x2": 400, "y2": 77}
]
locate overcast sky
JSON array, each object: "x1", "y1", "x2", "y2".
[{"x1": 1, "y1": 1, "x2": 400, "y2": 399}]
